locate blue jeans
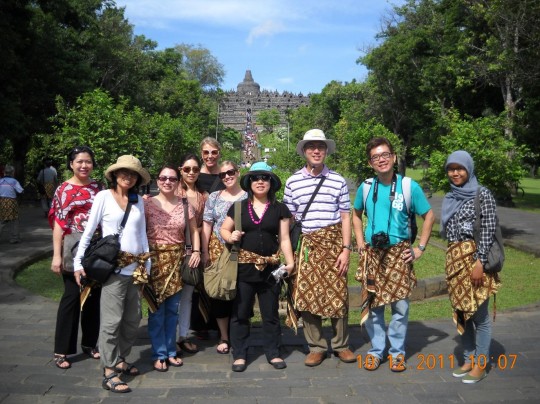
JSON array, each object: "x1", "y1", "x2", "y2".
[
  {"x1": 461, "y1": 298, "x2": 491, "y2": 365},
  {"x1": 365, "y1": 298, "x2": 409, "y2": 360},
  {"x1": 148, "y1": 292, "x2": 181, "y2": 360}
]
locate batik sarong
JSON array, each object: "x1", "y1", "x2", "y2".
[
  {"x1": 291, "y1": 223, "x2": 348, "y2": 320},
  {"x1": 356, "y1": 241, "x2": 417, "y2": 325},
  {"x1": 0, "y1": 198, "x2": 18, "y2": 221},
  {"x1": 238, "y1": 249, "x2": 281, "y2": 271},
  {"x1": 445, "y1": 240, "x2": 501, "y2": 335},
  {"x1": 145, "y1": 244, "x2": 184, "y2": 305}
]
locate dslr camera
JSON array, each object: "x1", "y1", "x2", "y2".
[
  {"x1": 271, "y1": 265, "x2": 289, "y2": 283},
  {"x1": 371, "y1": 232, "x2": 390, "y2": 248}
]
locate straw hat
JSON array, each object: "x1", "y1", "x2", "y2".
[
  {"x1": 296, "y1": 129, "x2": 336, "y2": 156},
  {"x1": 104, "y1": 155, "x2": 151, "y2": 185}
]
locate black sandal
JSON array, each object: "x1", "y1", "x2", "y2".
[
  {"x1": 177, "y1": 338, "x2": 199, "y2": 354},
  {"x1": 167, "y1": 356, "x2": 183, "y2": 367},
  {"x1": 81, "y1": 345, "x2": 100, "y2": 359},
  {"x1": 153, "y1": 359, "x2": 168, "y2": 372},
  {"x1": 54, "y1": 354, "x2": 71, "y2": 369},
  {"x1": 102, "y1": 371, "x2": 131, "y2": 393},
  {"x1": 114, "y1": 357, "x2": 140, "y2": 376}
]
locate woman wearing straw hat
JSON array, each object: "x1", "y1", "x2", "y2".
[
  {"x1": 220, "y1": 162, "x2": 295, "y2": 372},
  {"x1": 74, "y1": 155, "x2": 151, "y2": 393}
]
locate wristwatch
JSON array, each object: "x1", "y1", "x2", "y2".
[
  {"x1": 418, "y1": 244, "x2": 426, "y2": 252},
  {"x1": 343, "y1": 244, "x2": 354, "y2": 251}
]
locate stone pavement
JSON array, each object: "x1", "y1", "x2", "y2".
[{"x1": 0, "y1": 201, "x2": 539, "y2": 403}]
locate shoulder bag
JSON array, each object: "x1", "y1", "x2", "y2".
[
  {"x1": 180, "y1": 198, "x2": 203, "y2": 286},
  {"x1": 82, "y1": 199, "x2": 133, "y2": 284},
  {"x1": 473, "y1": 187, "x2": 505, "y2": 273},
  {"x1": 290, "y1": 177, "x2": 326, "y2": 251},
  {"x1": 203, "y1": 201, "x2": 241, "y2": 300}
]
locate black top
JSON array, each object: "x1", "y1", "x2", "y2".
[
  {"x1": 226, "y1": 199, "x2": 292, "y2": 283},
  {"x1": 198, "y1": 172, "x2": 226, "y2": 194}
]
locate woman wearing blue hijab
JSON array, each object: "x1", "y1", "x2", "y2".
[{"x1": 440, "y1": 151, "x2": 501, "y2": 384}]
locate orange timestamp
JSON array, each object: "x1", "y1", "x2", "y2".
[{"x1": 356, "y1": 353, "x2": 518, "y2": 370}]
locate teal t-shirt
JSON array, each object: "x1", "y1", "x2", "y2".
[{"x1": 353, "y1": 175, "x2": 431, "y2": 247}]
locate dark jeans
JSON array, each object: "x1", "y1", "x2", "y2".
[
  {"x1": 54, "y1": 273, "x2": 100, "y2": 355},
  {"x1": 231, "y1": 280, "x2": 282, "y2": 362}
]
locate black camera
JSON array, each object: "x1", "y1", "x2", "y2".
[{"x1": 371, "y1": 232, "x2": 390, "y2": 248}]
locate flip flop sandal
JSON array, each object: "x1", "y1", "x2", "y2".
[
  {"x1": 167, "y1": 357, "x2": 183, "y2": 367},
  {"x1": 390, "y1": 360, "x2": 407, "y2": 372},
  {"x1": 81, "y1": 345, "x2": 100, "y2": 359},
  {"x1": 102, "y1": 372, "x2": 131, "y2": 393},
  {"x1": 216, "y1": 339, "x2": 230, "y2": 354},
  {"x1": 54, "y1": 354, "x2": 71, "y2": 369},
  {"x1": 153, "y1": 359, "x2": 168, "y2": 372}
]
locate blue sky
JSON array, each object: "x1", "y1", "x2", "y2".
[{"x1": 115, "y1": 0, "x2": 404, "y2": 94}]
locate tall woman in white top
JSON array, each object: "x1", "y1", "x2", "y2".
[{"x1": 74, "y1": 155, "x2": 151, "y2": 394}]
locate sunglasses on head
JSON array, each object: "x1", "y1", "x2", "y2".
[
  {"x1": 250, "y1": 174, "x2": 271, "y2": 182},
  {"x1": 157, "y1": 176, "x2": 178, "y2": 183},
  {"x1": 181, "y1": 166, "x2": 200, "y2": 174},
  {"x1": 202, "y1": 149, "x2": 219, "y2": 156},
  {"x1": 218, "y1": 169, "x2": 237, "y2": 179}
]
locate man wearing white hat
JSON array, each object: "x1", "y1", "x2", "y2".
[{"x1": 284, "y1": 129, "x2": 356, "y2": 367}]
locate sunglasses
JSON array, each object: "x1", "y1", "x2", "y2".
[
  {"x1": 182, "y1": 166, "x2": 200, "y2": 174},
  {"x1": 157, "y1": 176, "x2": 179, "y2": 183},
  {"x1": 202, "y1": 149, "x2": 219, "y2": 156},
  {"x1": 250, "y1": 174, "x2": 271, "y2": 182},
  {"x1": 218, "y1": 169, "x2": 237, "y2": 179}
]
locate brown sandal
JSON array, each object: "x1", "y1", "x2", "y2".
[
  {"x1": 364, "y1": 355, "x2": 380, "y2": 371},
  {"x1": 216, "y1": 340, "x2": 230, "y2": 354}
]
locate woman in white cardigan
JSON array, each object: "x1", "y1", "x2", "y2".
[{"x1": 74, "y1": 155, "x2": 151, "y2": 394}]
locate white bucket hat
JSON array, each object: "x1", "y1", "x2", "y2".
[{"x1": 296, "y1": 129, "x2": 336, "y2": 156}]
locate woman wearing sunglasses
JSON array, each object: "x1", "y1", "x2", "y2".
[
  {"x1": 145, "y1": 165, "x2": 200, "y2": 372},
  {"x1": 220, "y1": 162, "x2": 295, "y2": 372},
  {"x1": 175, "y1": 153, "x2": 206, "y2": 354},
  {"x1": 202, "y1": 161, "x2": 247, "y2": 354},
  {"x1": 198, "y1": 137, "x2": 226, "y2": 196}
]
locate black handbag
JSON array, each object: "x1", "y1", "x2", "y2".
[
  {"x1": 290, "y1": 177, "x2": 325, "y2": 251},
  {"x1": 82, "y1": 200, "x2": 133, "y2": 283},
  {"x1": 180, "y1": 198, "x2": 203, "y2": 286}
]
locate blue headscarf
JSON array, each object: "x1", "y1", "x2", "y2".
[{"x1": 440, "y1": 150, "x2": 479, "y2": 239}]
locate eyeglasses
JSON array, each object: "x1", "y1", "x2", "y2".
[
  {"x1": 157, "y1": 176, "x2": 179, "y2": 183},
  {"x1": 202, "y1": 149, "x2": 219, "y2": 156},
  {"x1": 218, "y1": 169, "x2": 237, "y2": 179},
  {"x1": 250, "y1": 174, "x2": 271, "y2": 182},
  {"x1": 447, "y1": 167, "x2": 466, "y2": 173},
  {"x1": 304, "y1": 142, "x2": 327, "y2": 151},
  {"x1": 116, "y1": 169, "x2": 138, "y2": 178},
  {"x1": 182, "y1": 166, "x2": 200, "y2": 174},
  {"x1": 370, "y1": 152, "x2": 393, "y2": 162}
]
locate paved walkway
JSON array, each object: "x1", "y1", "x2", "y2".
[{"x1": 0, "y1": 200, "x2": 539, "y2": 403}]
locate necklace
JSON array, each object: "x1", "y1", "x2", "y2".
[{"x1": 248, "y1": 200, "x2": 269, "y2": 225}]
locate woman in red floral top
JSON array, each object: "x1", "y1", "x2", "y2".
[{"x1": 49, "y1": 146, "x2": 102, "y2": 369}]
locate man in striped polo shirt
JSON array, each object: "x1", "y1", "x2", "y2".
[{"x1": 284, "y1": 129, "x2": 356, "y2": 367}]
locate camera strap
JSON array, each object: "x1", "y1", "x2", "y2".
[{"x1": 371, "y1": 174, "x2": 397, "y2": 239}]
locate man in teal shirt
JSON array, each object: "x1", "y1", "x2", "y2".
[{"x1": 352, "y1": 137, "x2": 434, "y2": 372}]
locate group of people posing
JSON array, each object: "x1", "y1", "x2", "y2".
[{"x1": 47, "y1": 130, "x2": 501, "y2": 393}]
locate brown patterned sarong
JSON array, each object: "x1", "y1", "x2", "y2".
[
  {"x1": 117, "y1": 250, "x2": 154, "y2": 284},
  {"x1": 291, "y1": 223, "x2": 348, "y2": 319},
  {"x1": 44, "y1": 182, "x2": 56, "y2": 199},
  {"x1": 146, "y1": 244, "x2": 185, "y2": 305},
  {"x1": 356, "y1": 241, "x2": 417, "y2": 325},
  {"x1": 238, "y1": 249, "x2": 281, "y2": 271},
  {"x1": 0, "y1": 198, "x2": 18, "y2": 221},
  {"x1": 207, "y1": 232, "x2": 224, "y2": 264},
  {"x1": 446, "y1": 240, "x2": 501, "y2": 335}
]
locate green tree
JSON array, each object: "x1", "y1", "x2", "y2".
[{"x1": 256, "y1": 109, "x2": 281, "y2": 133}]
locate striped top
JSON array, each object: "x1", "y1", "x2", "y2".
[{"x1": 284, "y1": 165, "x2": 350, "y2": 233}]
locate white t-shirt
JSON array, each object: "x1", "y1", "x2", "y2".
[{"x1": 74, "y1": 189, "x2": 150, "y2": 275}]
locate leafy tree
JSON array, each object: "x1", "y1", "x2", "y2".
[
  {"x1": 413, "y1": 108, "x2": 526, "y2": 201},
  {"x1": 172, "y1": 43, "x2": 225, "y2": 90},
  {"x1": 256, "y1": 109, "x2": 281, "y2": 133}
]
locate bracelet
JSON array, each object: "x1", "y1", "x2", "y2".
[{"x1": 192, "y1": 250, "x2": 200, "y2": 253}]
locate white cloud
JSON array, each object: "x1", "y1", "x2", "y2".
[
  {"x1": 278, "y1": 77, "x2": 294, "y2": 84},
  {"x1": 246, "y1": 20, "x2": 287, "y2": 44}
]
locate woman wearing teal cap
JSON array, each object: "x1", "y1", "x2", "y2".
[{"x1": 220, "y1": 162, "x2": 295, "y2": 372}]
